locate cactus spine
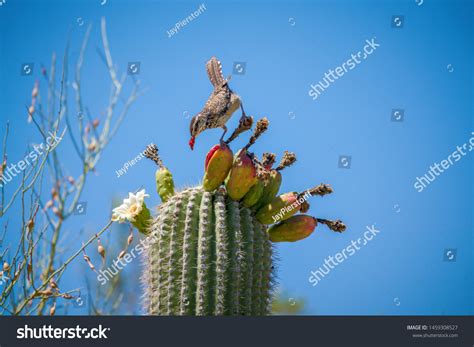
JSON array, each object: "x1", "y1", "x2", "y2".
[{"x1": 143, "y1": 187, "x2": 274, "y2": 316}]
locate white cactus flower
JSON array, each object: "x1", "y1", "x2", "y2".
[{"x1": 112, "y1": 189, "x2": 149, "y2": 223}]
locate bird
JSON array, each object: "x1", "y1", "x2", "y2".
[{"x1": 188, "y1": 57, "x2": 246, "y2": 150}]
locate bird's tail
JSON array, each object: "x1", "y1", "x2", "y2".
[{"x1": 206, "y1": 57, "x2": 226, "y2": 88}]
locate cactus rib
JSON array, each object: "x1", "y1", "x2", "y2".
[{"x1": 143, "y1": 188, "x2": 273, "y2": 316}]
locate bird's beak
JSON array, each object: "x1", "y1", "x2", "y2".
[{"x1": 189, "y1": 136, "x2": 195, "y2": 150}]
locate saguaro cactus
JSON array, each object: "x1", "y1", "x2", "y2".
[
  {"x1": 142, "y1": 187, "x2": 273, "y2": 316},
  {"x1": 110, "y1": 113, "x2": 345, "y2": 316}
]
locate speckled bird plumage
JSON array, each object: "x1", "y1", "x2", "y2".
[{"x1": 189, "y1": 57, "x2": 243, "y2": 149}]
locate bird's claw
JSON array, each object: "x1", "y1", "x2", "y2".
[{"x1": 220, "y1": 137, "x2": 226, "y2": 148}]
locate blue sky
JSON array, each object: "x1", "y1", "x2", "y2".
[{"x1": 0, "y1": 0, "x2": 472, "y2": 315}]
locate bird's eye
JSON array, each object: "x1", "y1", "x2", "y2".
[{"x1": 191, "y1": 117, "x2": 200, "y2": 135}]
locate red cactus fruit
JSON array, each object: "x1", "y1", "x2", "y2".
[
  {"x1": 225, "y1": 149, "x2": 258, "y2": 201},
  {"x1": 203, "y1": 143, "x2": 233, "y2": 191}
]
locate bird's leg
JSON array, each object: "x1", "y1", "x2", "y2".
[
  {"x1": 238, "y1": 102, "x2": 253, "y2": 126},
  {"x1": 240, "y1": 102, "x2": 247, "y2": 118},
  {"x1": 220, "y1": 125, "x2": 228, "y2": 146}
]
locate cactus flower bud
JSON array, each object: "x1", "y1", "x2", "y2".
[
  {"x1": 268, "y1": 215, "x2": 317, "y2": 242},
  {"x1": 225, "y1": 149, "x2": 258, "y2": 201},
  {"x1": 155, "y1": 168, "x2": 175, "y2": 203},
  {"x1": 202, "y1": 144, "x2": 233, "y2": 191},
  {"x1": 143, "y1": 144, "x2": 175, "y2": 202}
]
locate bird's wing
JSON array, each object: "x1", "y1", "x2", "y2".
[
  {"x1": 202, "y1": 89, "x2": 229, "y2": 117},
  {"x1": 206, "y1": 57, "x2": 225, "y2": 88}
]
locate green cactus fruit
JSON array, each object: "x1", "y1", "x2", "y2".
[
  {"x1": 225, "y1": 150, "x2": 258, "y2": 201},
  {"x1": 202, "y1": 144, "x2": 233, "y2": 192},
  {"x1": 131, "y1": 202, "x2": 152, "y2": 234},
  {"x1": 256, "y1": 191, "x2": 309, "y2": 225},
  {"x1": 268, "y1": 215, "x2": 317, "y2": 242},
  {"x1": 255, "y1": 169, "x2": 282, "y2": 209},
  {"x1": 242, "y1": 179, "x2": 265, "y2": 207},
  {"x1": 143, "y1": 187, "x2": 274, "y2": 315},
  {"x1": 156, "y1": 168, "x2": 175, "y2": 203},
  {"x1": 144, "y1": 144, "x2": 175, "y2": 203},
  {"x1": 254, "y1": 151, "x2": 296, "y2": 210}
]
